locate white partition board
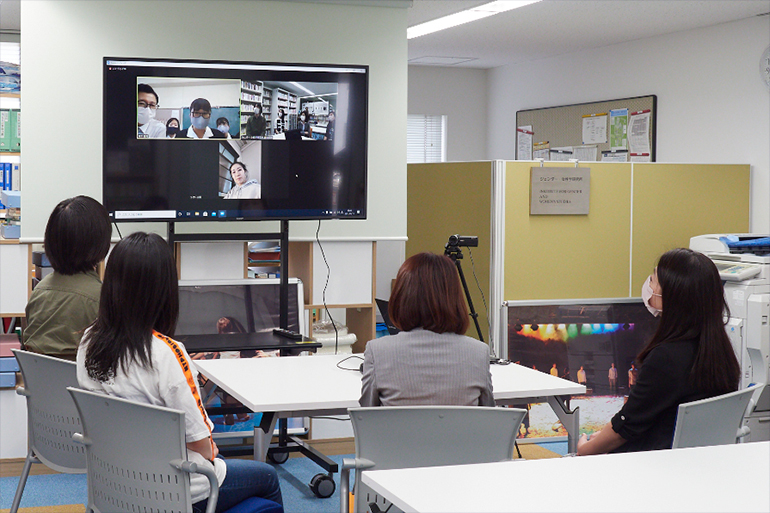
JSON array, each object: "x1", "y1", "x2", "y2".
[
  {"x1": 0, "y1": 244, "x2": 28, "y2": 314},
  {"x1": 0, "y1": 388, "x2": 28, "y2": 458},
  {"x1": 313, "y1": 241, "x2": 372, "y2": 305},
  {"x1": 179, "y1": 242, "x2": 245, "y2": 281}
]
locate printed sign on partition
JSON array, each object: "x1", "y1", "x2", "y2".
[{"x1": 530, "y1": 167, "x2": 590, "y2": 215}]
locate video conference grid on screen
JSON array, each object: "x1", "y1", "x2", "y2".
[{"x1": 104, "y1": 58, "x2": 368, "y2": 222}]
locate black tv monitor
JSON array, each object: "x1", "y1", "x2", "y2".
[{"x1": 103, "y1": 57, "x2": 368, "y2": 222}]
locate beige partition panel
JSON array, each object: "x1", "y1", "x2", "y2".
[
  {"x1": 631, "y1": 163, "x2": 750, "y2": 289},
  {"x1": 504, "y1": 162, "x2": 632, "y2": 300},
  {"x1": 406, "y1": 162, "x2": 493, "y2": 342}
]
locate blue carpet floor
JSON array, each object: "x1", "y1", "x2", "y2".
[{"x1": 2, "y1": 442, "x2": 567, "y2": 511}]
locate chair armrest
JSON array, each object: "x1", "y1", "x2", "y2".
[
  {"x1": 170, "y1": 459, "x2": 219, "y2": 513},
  {"x1": 15, "y1": 386, "x2": 29, "y2": 397},
  {"x1": 340, "y1": 458, "x2": 375, "y2": 513}
]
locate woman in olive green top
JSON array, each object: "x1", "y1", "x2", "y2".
[{"x1": 23, "y1": 196, "x2": 111, "y2": 361}]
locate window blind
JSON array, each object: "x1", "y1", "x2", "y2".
[{"x1": 407, "y1": 114, "x2": 446, "y2": 163}]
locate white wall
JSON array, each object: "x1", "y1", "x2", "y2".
[
  {"x1": 408, "y1": 65, "x2": 488, "y2": 162},
  {"x1": 488, "y1": 15, "x2": 770, "y2": 233},
  {"x1": 21, "y1": 0, "x2": 408, "y2": 242}
]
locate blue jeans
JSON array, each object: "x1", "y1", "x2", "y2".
[{"x1": 193, "y1": 457, "x2": 283, "y2": 513}]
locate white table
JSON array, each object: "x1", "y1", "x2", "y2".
[
  {"x1": 361, "y1": 441, "x2": 770, "y2": 513},
  {"x1": 195, "y1": 354, "x2": 585, "y2": 456}
]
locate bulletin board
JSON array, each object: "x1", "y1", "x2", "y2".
[{"x1": 515, "y1": 95, "x2": 657, "y2": 163}]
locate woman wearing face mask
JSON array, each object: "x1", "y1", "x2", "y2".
[
  {"x1": 137, "y1": 83, "x2": 166, "y2": 139},
  {"x1": 577, "y1": 248, "x2": 740, "y2": 455},
  {"x1": 223, "y1": 161, "x2": 260, "y2": 199},
  {"x1": 215, "y1": 117, "x2": 233, "y2": 139},
  {"x1": 166, "y1": 117, "x2": 180, "y2": 138},
  {"x1": 177, "y1": 98, "x2": 227, "y2": 139},
  {"x1": 297, "y1": 109, "x2": 311, "y2": 138}
]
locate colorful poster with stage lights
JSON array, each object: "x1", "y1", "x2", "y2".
[{"x1": 506, "y1": 298, "x2": 658, "y2": 439}]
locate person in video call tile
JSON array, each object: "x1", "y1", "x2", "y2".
[
  {"x1": 609, "y1": 363, "x2": 618, "y2": 393},
  {"x1": 577, "y1": 365, "x2": 587, "y2": 385},
  {"x1": 323, "y1": 109, "x2": 335, "y2": 141},
  {"x1": 245, "y1": 103, "x2": 266, "y2": 137},
  {"x1": 178, "y1": 98, "x2": 227, "y2": 139},
  {"x1": 297, "y1": 109, "x2": 311, "y2": 138},
  {"x1": 223, "y1": 161, "x2": 261, "y2": 199},
  {"x1": 215, "y1": 117, "x2": 233, "y2": 139},
  {"x1": 166, "y1": 117, "x2": 180, "y2": 138},
  {"x1": 137, "y1": 83, "x2": 165, "y2": 139}
]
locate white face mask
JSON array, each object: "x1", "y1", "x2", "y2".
[
  {"x1": 217, "y1": 125, "x2": 229, "y2": 134},
  {"x1": 137, "y1": 107, "x2": 152, "y2": 125},
  {"x1": 191, "y1": 115, "x2": 209, "y2": 130},
  {"x1": 641, "y1": 275, "x2": 662, "y2": 317}
]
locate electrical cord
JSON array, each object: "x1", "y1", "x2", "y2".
[
  {"x1": 335, "y1": 355, "x2": 364, "y2": 372},
  {"x1": 316, "y1": 220, "x2": 339, "y2": 353},
  {"x1": 114, "y1": 222, "x2": 123, "y2": 240}
]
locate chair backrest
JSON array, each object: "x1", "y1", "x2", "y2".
[
  {"x1": 67, "y1": 387, "x2": 193, "y2": 513},
  {"x1": 350, "y1": 406, "x2": 525, "y2": 470},
  {"x1": 672, "y1": 384, "x2": 765, "y2": 449},
  {"x1": 12, "y1": 349, "x2": 86, "y2": 473},
  {"x1": 349, "y1": 406, "x2": 525, "y2": 512}
]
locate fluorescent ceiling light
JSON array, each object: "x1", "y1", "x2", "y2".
[
  {"x1": 407, "y1": 0, "x2": 541, "y2": 39},
  {"x1": 289, "y1": 81, "x2": 316, "y2": 95}
]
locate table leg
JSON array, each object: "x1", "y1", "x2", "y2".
[
  {"x1": 547, "y1": 395, "x2": 579, "y2": 454},
  {"x1": 253, "y1": 412, "x2": 278, "y2": 462}
]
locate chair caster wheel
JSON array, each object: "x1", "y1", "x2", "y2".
[
  {"x1": 267, "y1": 450, "x2": 289, "y2": 464},
  {"x1": 309, "y1": 473, "x2": 336, "y2": 498}
]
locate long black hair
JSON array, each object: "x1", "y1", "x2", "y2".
[
  {"x1": 85, "y1": 232, "x2": 179, "y2": 382},
  {"x1": 637, "y1": 248, "x2": 740, "y2": 395}
]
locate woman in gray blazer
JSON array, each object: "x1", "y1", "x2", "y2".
[{"x1": 359, "y1": 252, "x2": 494, "y2": 407}]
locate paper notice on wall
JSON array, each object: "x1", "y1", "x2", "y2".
[
  {"x1": 550, "y1": 147, "x2": 573, "y2": 162},
  {"x1": 517, "y1": 126, "x2": 534, "y2": 160},
  {"x1": 601, "y1": 149, "x2": 628, "y2": 162},
  {"x1": 630, "y1": 152, "x2": 651, "y2": 163},
  {"x1": 533, "y1": 141, "x2": 550, "y2": 160},
  {"x1": 573, "y1": 145, "x2": 598, "y2": 162},
  {"x1": 582, "y1": 113, "x2": 608, "y2": 144},
  {"x1": 609, "y1": 108, "x2": 628, "y2": 150},
  {"x1": 628, "y1": 110, "x2": 651, "y2": 154}
]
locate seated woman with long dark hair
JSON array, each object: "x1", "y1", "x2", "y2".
[
  {"x1": 359, "y1": 252, "x2": 493, "y2": 407},
  {"x1": 76, "y1": 232, "x2": 283, "y2": 512},
  {"x1": 577, "y1": 248, "x2": 740, "y2": 455}
]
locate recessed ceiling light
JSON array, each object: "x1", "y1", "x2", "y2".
[{"x1": 407, "y1": 0, "x2": 541, "y2": 40}]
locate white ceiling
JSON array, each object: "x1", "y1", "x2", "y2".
[
  {"x1": 407, "y1": 0, "x2": 770, "y2": 69},
  {"x1": 2, "y1": 1, "x2": 769, "y2": 70}
]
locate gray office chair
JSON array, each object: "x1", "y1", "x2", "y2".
[
  {"x1": 671, "y1": 383, "x2": 765, "y2": 449},
  {"x1": 10, "y1": 350, "x2": 86, "y2": 513},
  {"x1": 67, "y1": 387, "x2": 282, "y2": 513},
  {"x1": 340, "y1": 406, "x2": 527, "y2": 513}
]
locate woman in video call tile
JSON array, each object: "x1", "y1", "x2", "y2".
[
  {"x1": 166, "y1": 117, "x2": 180, "y2": 138},
  {"x1": 223, "y1": 161, "x2": 261, "y2": 199},
  {"x1": 297, "y1": 109, "x2": 311, "y2": 138},
  {"x1": 177, "y1": 98, "x2": 227, "y2": 139}
]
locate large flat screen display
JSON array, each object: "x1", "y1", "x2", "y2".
[
  {"x1": 103, "y1": 57, "x2": 368, "y2": 222},
  {"x1": 506, "y1": 298, "x2": 659, "y2": 439}
]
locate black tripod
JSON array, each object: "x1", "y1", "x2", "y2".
[{"x1": 444, "y1": 238, "x2": 484, "y2": 343}]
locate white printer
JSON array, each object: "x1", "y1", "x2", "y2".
[{"x1": 690, "y1": 234, "x2": 770, "y2": 440}]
